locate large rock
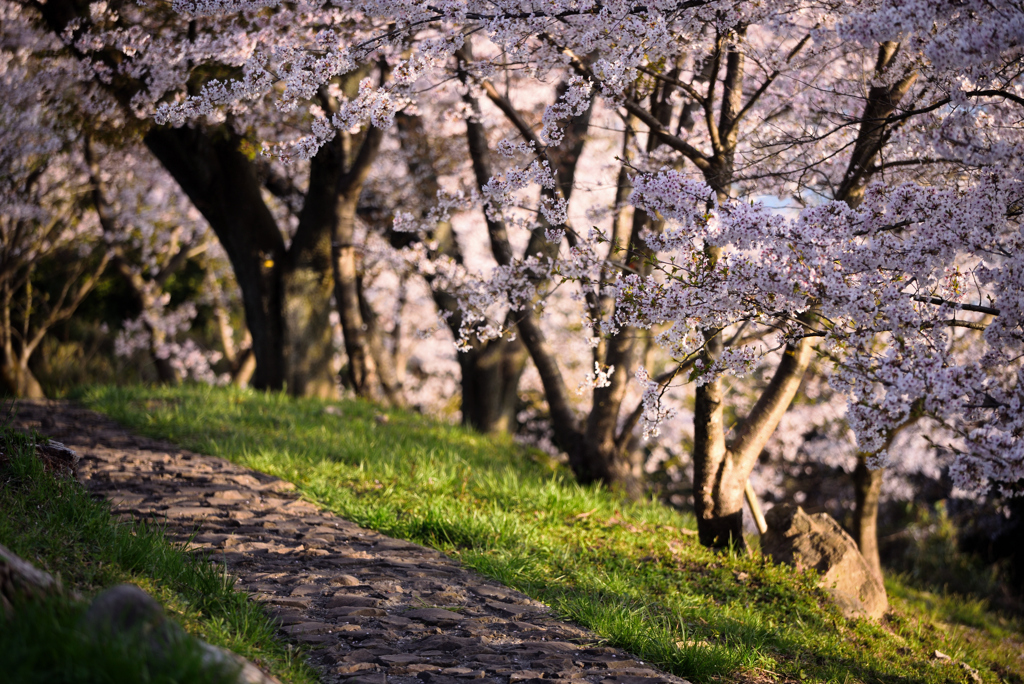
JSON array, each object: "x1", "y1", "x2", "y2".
[{"x1": 762, "y1": 504, "x2": 888, "y2": 620}]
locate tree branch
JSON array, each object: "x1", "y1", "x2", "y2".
[{"x1": 727, "y1": 315, "x2": 815, "y2": 472}]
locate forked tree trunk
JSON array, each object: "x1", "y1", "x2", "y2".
[
  {"x1": 1, "y1": 356, "x2": 45, "y2": 399},
  {"x1": 693, "y1": 317, "x2": 815, "y2": 550},
  {"x1": 146, "y1": 126, "x2": 347, "y2": 397},
  {"x1": 280, "y1": 266, "x2": 336, "y2": 398},
  {"x1": 40, "y1": 0, "x2": 343, "y2": 397},
  {"x1": 853, "y1": 454, "x2": 885, "y2": 581}
]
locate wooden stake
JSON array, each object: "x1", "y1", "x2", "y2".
[{"x1": 745, "y1": 480, "x2": 768, "y2": 535}]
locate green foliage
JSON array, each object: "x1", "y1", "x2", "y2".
[
  {"x1": 887, "y1": 501, "x2": 1008, "y2": 600},
  {"x1": 82, "y1": 384, "x2": 1024, "y2": 684},
  {"x1": 0, "y1": 424, "x2": 317, "y2": 684},
  {"x1": 1, "y1": 593, "x2": 236, "y2": 684}
]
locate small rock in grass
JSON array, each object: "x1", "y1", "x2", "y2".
[{"x1": 83, "y1": 584, "x2": 282, "y2": 684}]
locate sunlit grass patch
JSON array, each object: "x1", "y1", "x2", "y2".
[{"x1": 82, "y1": 384, "x2": 1024, "y2": 684}]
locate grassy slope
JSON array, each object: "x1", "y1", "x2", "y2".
[
  {"x1": 0, "y1": 424, "x2": 317, "y2": 684},
  {"x1": 80, "y1": 384, "x2": 1024, "y2": 684}
]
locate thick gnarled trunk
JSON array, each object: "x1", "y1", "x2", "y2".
[
  {"x1": 39, "y1": 0, "x2": 343, "y2": 399},
  {"x1": 146, "y1": 126, "x2": 345, "y2": 397},
  {"x1": 145, "y1": 127, "x2": 288, "y2": 392}
]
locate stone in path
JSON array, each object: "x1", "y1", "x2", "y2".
[{"x1": 12, "y1": 401, "x2": 691, "y2": 684}]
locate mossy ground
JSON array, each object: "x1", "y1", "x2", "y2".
[
  {"x1": 0, "y1": 421, "x2": 318, "y2": 684},
  {"x1": 77, "y1": 384, "x2": 1024, "y2": 684}
]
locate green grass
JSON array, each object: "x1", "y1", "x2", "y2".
[
  {"x1": 79, "y1": 384, "x2": 1024, "y2": 684},
  {"x1": 0, "y1": 424, "x2": 317, "y2": 684}
]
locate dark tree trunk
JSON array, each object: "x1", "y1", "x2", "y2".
[
  {"x1": 282, "y1": 138, "x2": 347, "y2": 398},
  {"x1": 38, "y1": 0, "x2": 343, "y2": 397},
  {"x1": 692, "y1": 320, "x2": 742, "y2": 549},
  {"x1": 144, "y1": 127, "x2": 287, "y2": 391},
  {"x1": 394, "y1": 111, "x2": 529, "y2": 433},
  {"x1": 458, "y1": 337, "x2": 528, "y2": 434}
]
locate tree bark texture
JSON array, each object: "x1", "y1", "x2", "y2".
[
  {"x1": 146, "y1": 126, "x2": 348, "y2": 397},
  {"x1": 144, "y1": 127, "x2": 288, "y2": 391},
  {"x1": 330, "y1": 123, "x2": 389, "y2": 401},
  {"x1": 853, "y1": 454, "x2": 885, "y2": 582},
  {"x1": 395, "y1": 112, "x2": 529, "y2": 433}
]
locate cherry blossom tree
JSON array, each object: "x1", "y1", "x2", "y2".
[
  {"x1": 17, "y1": 0, "x2": 1024, "y2": 556},
  {"x1": 85, "y1": 139, "x2": 248, "y2": 385},
  {"x1": 0, "y1": 8, "x2": 110, "y2": 397},
  {"x1": 22, "y1": 0, "x2": 517, "y2": 418}
]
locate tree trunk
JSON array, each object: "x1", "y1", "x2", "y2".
[
  {"x1": 279, "y1": 263, "x2": 336, "y2": 398},
  {"x1": 39, "y1": 0, "x2": 345, "y2": 397},
  {"x1": 1, "y1": 356, "x2": 45, "y2": 399},
  {"x1": 332, "y1": 194, "x2": 380, "y2": 399},
  {"x1": 232, "y1": 349, "x2": 257, "y2": 388},
  {"x1": 144, "y1": 127, "x2": 287, "y2": 392},
  {"x1": 358, "y1": 275, "x2": 404, "y2": 405},
  {"x1": 147, "y1": 126, "x2": 343, "y2": 396},
  {"x1": 458, "y1": 337, "x2": 528, "y2": 433},
  {"x1": 853, "y1": 454, "x2": 885, "y2": 581},
  {"x1": 581, "y1": 262, "x2": 648, "y2": 497},
  {"x1": 394, "y1": 111, "x2": 531, "y2": 432},
  {"x1": 692, "y1": 319, "x2": 743, "y2": 549},
  {"x1": 0, "y1": 287, "x2": 44, "y2": 398},
  {"x1": 282, "y1": 137, "x2": 351, "y2": 399}
]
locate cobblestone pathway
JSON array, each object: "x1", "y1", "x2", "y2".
[{"x1": 12, "y1": 400, "x2": 690, "y2": 684}]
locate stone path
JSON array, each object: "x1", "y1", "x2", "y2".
[{"x1": 12, "y1": 400, "x2": 690, "y2": 684}]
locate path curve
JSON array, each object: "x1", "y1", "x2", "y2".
[{"x1": 13, "y1": 400, "x2": 691, "y2": 684}]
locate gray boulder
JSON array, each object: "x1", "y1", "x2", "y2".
[{"x1": 762, "y1": 504, "x2": 888, "y2": 620}]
